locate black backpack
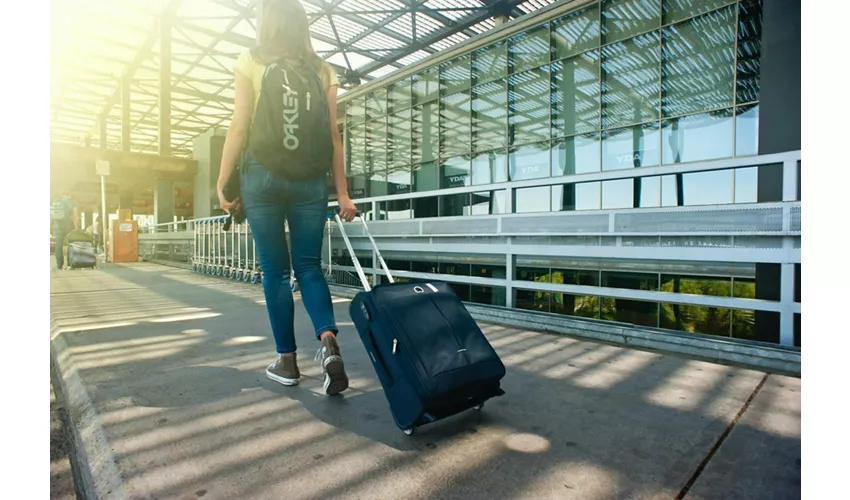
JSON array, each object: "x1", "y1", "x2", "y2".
[{"x1": 247, "y1": 55, "x2": 333, "y2": 180}]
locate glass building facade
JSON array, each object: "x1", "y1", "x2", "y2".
[
  {"x1": 334, "y1": 0, "x2": 801, "y2": 348},
  {"x1": 344, "y1": 0, "x2": 768, "y2": 217}
]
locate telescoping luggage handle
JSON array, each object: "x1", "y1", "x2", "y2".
[{"x1": 332, "y1": 212, "x2": 394, "y2": 292}]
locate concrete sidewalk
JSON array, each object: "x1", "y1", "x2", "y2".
[{"x1": 50, "y1": 263, "x2": 801, "y2": 500}]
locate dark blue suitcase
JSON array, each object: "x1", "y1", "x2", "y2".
[{"x1": 335, "y1": 214, "x2": 506, "y2": 435}]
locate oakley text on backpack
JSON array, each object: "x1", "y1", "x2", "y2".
[{"x1": 247, "y1": 57, "x2": 334, "y2": 180}]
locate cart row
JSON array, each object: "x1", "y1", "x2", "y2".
[
  {"x1": 192, "y1": 216, "x2": 263, "y2": 284},
  {"x1": 191, "y1": 214, "x2": 337, "y2": 290}
]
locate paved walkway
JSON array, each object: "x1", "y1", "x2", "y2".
[{"x1": 50, "y1": 263, "x2": 801, "y2": 500}]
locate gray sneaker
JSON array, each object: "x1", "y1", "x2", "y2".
[
  {"x1": 314, "y1": 335, "x2": 349, "y2": 395},
  {"x1": 266, "y1": 353, "x2": 300, "y2": 386}
]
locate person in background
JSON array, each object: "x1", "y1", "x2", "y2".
[
  {"x1": 50, "y1": 191, "x2": 80, "y2": 269},
  {"x1": 85, "y1": 215, "x2": 101, "y2": 254},
  {"x1": 215, "y1": 0, "x2": 357, "y2": 395}
]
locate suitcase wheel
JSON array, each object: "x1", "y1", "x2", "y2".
[
  {"x1": 403, "y1": 428, "x2": 415, "y2": 436},
  {"x1": 474, "y1": 403, "x2": 484, "y2": 411}
]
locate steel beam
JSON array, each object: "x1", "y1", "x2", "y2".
[
  {"x1": 121, "y1": 77, "x2": 132, "y2": 151},
  {"x1": 88, "y1": 0, "x2": 182, "y2": 138},
  {"x1": 352, "y1": 0, "x2": 526, "y2": 77},
  {"x1": 160, "y1": 9, "x2": 173, "y2": 157}
]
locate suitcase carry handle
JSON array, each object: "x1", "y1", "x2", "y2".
[{"x1": 333, "y1": 212, "x2": 395, "y2": 291}]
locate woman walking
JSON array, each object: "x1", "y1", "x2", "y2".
[{"x1": 216, "y1": 0, "x2": 357, "y2": 395}]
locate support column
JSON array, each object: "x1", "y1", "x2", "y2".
[
  {"x1": 121, "y1": 77, "x2": 131, "y2": 151},
  {"x1": 119, "y1": 191, "x2": 134, "y2": 219},
  {"x1": 154, "y1": 178, "x2": 175, "y2": 227},
  {"x1": 504, "y1": 242, "x2": 516, "y2": 309},
  {"x1": 99, "y1": 115, "x2": 108, "y2": 149},
  {"x1": 192, "y1": 129, "x2": 227, "y2": 218},
  {"x1": 159, "y1": 10, "x2": 172, "y2": 157},
  {"x1": 753, "y1": 0, "x2": 799, "y2": 345}
]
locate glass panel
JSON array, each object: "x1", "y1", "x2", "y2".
[
  {"x1": 737, "y1": 0, "x2": 763, "y2": 104},
  {"x1": 601, "y1": 297, "x2": 659, "y2": 327},
  {"x1": 472, "y1": 150, "x2": 508, "y2": 185},
  {"x1": 636, "y1": 176, "x2": 661, "y2": 207},
  {"x1": 365, "y1": 88, "x2": 387, "y2": 119},
  {"x1": 663, "y1": 0, "x2": 732, "y2": 26},
  {"x1": 473, "y1": 265, "x2": 506, "y2": 278},
  {"x1": 440, "y1": 91, "x2": 472, "y2": 158},
  {"x1": 471, "y1": 190, "x2": 507, "y2": 214},
  {"x1": 735, "y1": 104, "x2": 759, "y2": 156},
  {"x1": 553, "y1": 268, "x2": 600, "y2": 286},
  {"x1": 660, "y1": 303, "x2": 731, "y2": 336},
  {"x1": 441, "y1": 263, "x2": 471, "y2": 275},
  {"x1": 509, "y1": 142, "x2": 550, "y2": 181},
  {"x1": 514, "y1": 186, "x2": 551, "y2": 213},
  {"x1": 388, "y1": 109, "x2": 412, "y2": 169},
  {"x1": 470, "y1": 286, "x2": 506, "y2": 307},
  {"x1": 369, "y1": 169, "x2": 388, "y2": 197},
  {"x1": 794, "y1": 263, "x2": 800, "y2": 302},
  {"x1": 574, "y1": 181, "x2": 601, "y2": 210},
  {"x1": 411, "y1": 261, "x2": 438, "y2": 273},
  {"x1": 366, "y1": 119, "x2": 387, "y2": 196},
  {"x1": 794, "y1": 313, "x2": 800, "y2": 347},
  {"x1": 661, "y1": 110, "x2": 734, "y2": 164},
  {"x1": 731, "y1": 309, "x2": 758, "y2": 341},
  {"x1": 553, "y1": 4, "x2": 600, "y2": 60},
  {"x1": 601, "y1": 179, "x2": 634, "y2": 209},
  {"x1": 661, "y1": 6, "x2": 736, "y2": 117},
  {"x1": 601, "y1": 31, "x2": 661, "y2": 129},
  {"x1": 472, "y1": 41, "x2": 508, "y2": 85},
  {"x1": 345, "y1": 124, "x2": 365, "y2": 176},
  {"x1": 602, "y1": 0, "x2": 661, "y2": 45},
  {"x1": 381, "y1": 199, "x2": 411, "y2": 219},
  {"x1": 551, "y1": 53, "x2": 600, "y2": 137},
  {"x1": 389, "y1": 77, "x2": 412, "y2": 112},
  {"x1": 346, "y1": 96, "x2": 366, "y2": 125},
  {"x1": 440, "y1": 156, "x2": 471, "y2": 189},
  {"x1": 412, "y1": 103, "x2": 439, "y2": 164},
  {"x1": 734, "y1": 167, "x2": 758, "y2": 203},
  {"x1": 509, "y1": 24, "x2": 550, "y2": 73},
  {"x1": 440, "y1": 193, "x2": 471, "y2": 217},
  {"x1": 413, "y1": 162, "x2": 439, "y2": 192},
  {"x1": 661, "y1": 274, "x2": 731, "y2": 296},
  {"x1": 517, "y1": 266, "x2": 551, "y2": 281},
  {"x1": 661, "y1": 174, "x2": 678, "y2": 206},
  {"x1": 387, "y1": 165, "x2": 412, "y2": 195},
  {"x1": 472, "y1": 79, "x2": 508, "y2": 152},
  {"x1": 449, "y1": 283, "x2": 472, "y2": 301},
  {"x1": 516, "y1": 290, "x2": 551, "y2": 312},
  {"x1": 680, "y1": 170, "x2": 734, "y2": 206},
  {"x1": 412, "y1": 196, "x2": 439, "y2": 218},
  {"x1": 602, "y1": 270, "x2": 659, "y2": 291},
  {"x1": 733, "y1": 277, "x2": 756, "y2": 298},
  {"x1": 347, "y1": 176, "x2": 368, "y2": 199},
  {"x1": 509, "y1": 67, "x2": 551, "y2": 145},
  {"x1": 552, "y1": 134, "x2": 601, "y2": 176},
  {"x1": 602, "y1": 122, "x2": 660, "y2": 170},
  {"x1": 412, "y1": 67, "x2": 440, "y2": 104},
  {"x1": 552, "y1": 294, "x2": 601, "y2": 319},
  {"x1": 441, "y1": 54, "x2": 472, "y2": 95}
]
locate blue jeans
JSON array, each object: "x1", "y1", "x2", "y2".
[
  {"x1": 53, "y1": 222, "x2": 71, "y2": 269},
  {"x1": 240, "y1": 155, "x2": 337, "y2": 354}
]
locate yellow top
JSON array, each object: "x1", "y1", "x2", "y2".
[{"x1": 234, "y1": 50, "x2": 340, "y2": 116}]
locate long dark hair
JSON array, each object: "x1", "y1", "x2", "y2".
[{"x1": 251, "y1": 0, "x2": 324, "y2": 74}]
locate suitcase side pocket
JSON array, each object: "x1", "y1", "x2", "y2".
[{"x1": 362, "y1": 323, "x2": 396, "y2": 388}]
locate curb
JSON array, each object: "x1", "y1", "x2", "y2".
[{"x1": 50, "y1": 316, "x2": 129, "y2": 500}]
